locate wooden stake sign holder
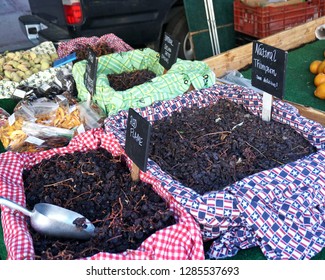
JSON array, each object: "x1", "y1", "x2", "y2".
[
  {"x1": 130, "y1": 163, "x2": 140, "y2": 182},
  {"x1": 262, "y1": 92, "x2": 273, "y2": 122}
]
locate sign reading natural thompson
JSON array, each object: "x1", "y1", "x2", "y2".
[{"x1": 252, "y1": 41, "x2": 288, "y2": 99}]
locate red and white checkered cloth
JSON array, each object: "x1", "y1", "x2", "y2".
[
  {"x1": 0, "y1": 128, "x2": 204, "y2": 260},
  {"x1": 57, "y1": 33, "x2": 133, "y2": 59}
]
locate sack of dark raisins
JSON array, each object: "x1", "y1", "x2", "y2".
[
  {"x1": 104, "y1": 83, "x2": 325, "y2": 260},
  {"x1": 72, "y1": 48, "x2": 215, "y2": 116},
  {"x1": 0, "y1": 127, "x2": 204, "y2": 260}
]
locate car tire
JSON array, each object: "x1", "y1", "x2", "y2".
[{"x1": 165, "y1": 10, "x2": 195, "y2": 60}]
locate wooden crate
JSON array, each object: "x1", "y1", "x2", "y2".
[{"x1": 234, "y1": 0, "x2": 320, "y2": 38}]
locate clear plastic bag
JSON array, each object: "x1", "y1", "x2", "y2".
[
  {"x1": 22, "y1": 121, "x2": 74, "y2": 139},
  {"x1": 77, "y1": 100, "x2": 106, "y2": 130},
  {"x1": 5, "y1": 121, "x2": 74, "y2": 152},
  {"x1": 219, "y1": 70, "x2": 263, "y2": 93},
  {"x1": 1, "y1": 99, "x2": 81, "y2": 151},
  {"x1": 0, "y1": 107, "x2": 10, "y2": 127}
]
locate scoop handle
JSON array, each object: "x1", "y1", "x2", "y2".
[{"x1": 0, "y1": 196, "x2": 33, "y2": 217}]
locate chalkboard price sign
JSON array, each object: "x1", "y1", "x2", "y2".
[
  {"x1": 252, "y1": 41, "x2": 288, "y2": 99},
  {"x1": 125, "y1": 108, "x2": 151, "y2": 173},
  {"x1": 159, "y1": 32, "x2": 180, "y2": 70},
  {"x1": 84, "y1": 49, "x2": 98, "y2": 95}
]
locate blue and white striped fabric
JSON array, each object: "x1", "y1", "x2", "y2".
[{"x1": 104, "y1": 83, "x2": 325, "y2": 259}]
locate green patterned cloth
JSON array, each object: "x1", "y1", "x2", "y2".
[{"x1": 72, "y1": 48, "x2": 216, "y2": 115}]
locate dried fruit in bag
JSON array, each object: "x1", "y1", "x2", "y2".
[
  {"x1": 0, "y1": 117, "x2": 25, "y2": 149},
  {"x1": 0, "y1": 107, "x2": 10, "y2": 127}
]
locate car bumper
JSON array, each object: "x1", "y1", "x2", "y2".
[{"x1": 19, "y1": 14, "x2": 70, "y2": 47}]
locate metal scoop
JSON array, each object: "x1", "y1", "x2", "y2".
[{"x1": 0, "y1": 196, "x2": 95, "y2": 240}]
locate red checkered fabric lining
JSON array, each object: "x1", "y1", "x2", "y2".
[
  {"x1": 57, "y1": 34, "x2": 133, "y2": 59},
  {"x1": 0, "y1": 128, "x2": 204, "y2": 260}
]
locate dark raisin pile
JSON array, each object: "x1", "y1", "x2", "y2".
[
  {"x1": 149, "y1": 99, "x2": 316, "y2": 195},
  {"x1": 107, "y1": 69, "x2": 156, "y2": 91},
  {"x1": 74, "y1": 42, "x2": 115, "y2": 61},
  {"x1": 23, "y1": 148, "x2": 175, "y2": 260}
]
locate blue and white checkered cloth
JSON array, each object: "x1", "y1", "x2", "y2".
[{"x1": 104, "y1": 83, "x2": 325, "y2": 259}]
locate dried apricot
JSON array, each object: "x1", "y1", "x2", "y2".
[
  {"x1": 314, "y1": 83, "x2": 325, "y2": 100},
  {"x1": 314, "y1": 72, "x2": 325, "y2": 86},
  {"x1": 317, "y1": 60, "x2": 325, "y2": 73},
  {"x1": 309, "y1": 60, "x2": 322, "y2": 74}
]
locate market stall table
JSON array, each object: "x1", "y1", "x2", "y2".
[{"x1": 1, "y1": 17, "x2": 325, "y2": 259}]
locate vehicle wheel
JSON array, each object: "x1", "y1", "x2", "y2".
[{"x1": 165, "y1": 10, "x2": 195, "y2": 60}]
